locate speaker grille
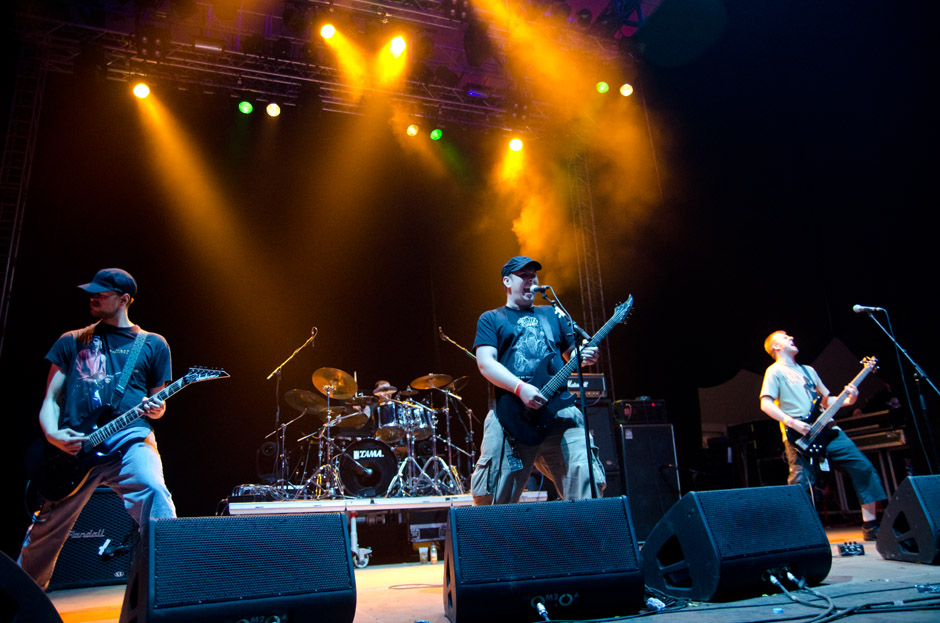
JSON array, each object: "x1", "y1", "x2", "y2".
[
  {"x1": 912, "y1": 475, "x2": 940, "y2": 527},
  {"x1": 453, "y1": 498, "x2": 638, "y2": 583},
  {"x1": 696, "y1": 486, "x2": 826, "y2": 559},
  {"x1": 151, "y1": 514, "x2": 353, "y2": 609}
]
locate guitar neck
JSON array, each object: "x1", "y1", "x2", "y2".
[
  {"x1": 83, "y1": 377, "x2": 189, "y2": 450},
  {"x1": 807, "y1": 364, "x2": 875, "y2": 437},
  {"x1": 540, "y1": 309, "x2": 620, "y2": 398}
]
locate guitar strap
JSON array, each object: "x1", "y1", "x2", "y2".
[
  {"x1": 798, "y1": 364, "x2": 820, "y2": 410},
  {"x1": 110, "y1": 329, "x2": 149, "y2": 410},
  {"x1": 535, "y1": 307, "x2": 561, "y2": 356}
]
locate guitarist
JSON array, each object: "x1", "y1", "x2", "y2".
[
  {"x1": 759, "y1": 330, "x2": 885, "y2": 540},
  {"x1": 18, "y1": 268, "x2": 176, "y2": 589},
  {"x1": 469, "y1": 256, "x2": 605, "y2": 505}
]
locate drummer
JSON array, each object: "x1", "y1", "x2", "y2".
[{"x1": 373, "y1": 380, "x2": 397, "y2": 403}]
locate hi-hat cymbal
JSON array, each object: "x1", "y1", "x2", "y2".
[
  {"x1": 312, "y1": 367, "x2": 358, "y2": 400},
  {"x1": 284, "y1": 389, "x2": 328, "y2": 413},
  {"x1": 309, "y1": 404, "x2": 355, "y2": 425},
  {"x1": 410, "y1": 373, "x2": 453, "y2": 390},
  {"x1": 399, "y1": 387, "x2": 419, "y2": 397},
  {"x1": 444, "y1": 376, "x2": 470, "y2": 393},
  {"x1": 373, "y1": 382, "x2": 397, "y2": 396},
  {"x1": 348, "y1": 393, "x2": 378, "y2": 407}
]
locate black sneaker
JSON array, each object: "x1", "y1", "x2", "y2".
[{"x1": 862, "y1": 520, "x2": 880, "y2": 541}]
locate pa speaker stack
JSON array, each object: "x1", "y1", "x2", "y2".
[
  {"x1": 444, "y1": 497, "x2": 644, "y2": 623},
  {"x1": 119, "y1": 513, "x2": 356, "y2": 623},
  {"x1": 877, "y1": 475, "x2": 940, "y2": 564},
  {"x1": 641, "y1": 485, "x2": 832, "y2": 601}
]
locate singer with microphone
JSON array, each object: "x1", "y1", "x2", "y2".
[
  {"x1": 759, "y1": 331, "x2": 886, "y2": 541},
  {"x1": 469, "y1": 256, "x2": 606, "y2": 505}
]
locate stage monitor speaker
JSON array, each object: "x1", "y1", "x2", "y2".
[
  {"x1": 48, "y1": 487, "x2": 136, "y2": 590},
  {"x1": 641, "y1": 485, "x2": 832, "y2": 602},
  {"x1": 585, "y1": 401, "x2": 619, "y2": 473},
  {"x1": 443, "y1": 497, "x2": 643, "y2": 623},
  {"x1": 876, "y1": 475, "x2": 940, "y2": 564},
  {"x1": 120, "y1": 513, "x2": 356, "y2": 623},
  {"x1": 620, "y1": 424, "x2": 680, "y2": 542},
  {"x1": 0, "y1": 551, "x2": 64, "y2": 623}
]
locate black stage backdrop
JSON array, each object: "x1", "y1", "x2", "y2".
[{"x1": 2, "y1": 1, "x2": 938, "y2": 557}]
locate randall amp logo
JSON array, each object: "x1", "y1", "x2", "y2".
[
  {"x1": 69, "y1": 529, "x2": 106, "y2": 540},
  {"x1": 353, "y1": 449, "x2": 384, "y2": 460}
]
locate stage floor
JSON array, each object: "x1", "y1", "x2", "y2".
[{"x1": 47, "y1": 527, "x2": 940, "y2": 623}]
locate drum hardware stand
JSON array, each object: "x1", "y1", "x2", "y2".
[
  {"x1": 419, "y1": 395, "x2": 463, "y2": 495},
  {"x1": 304, "y1": 386, "x2": 349, "y2": 499},
  {"x1": 387, "y1": 423, "x2": 438, "y2": 497},
  {"x1": 265, "y1": 328, "x2": 318, "y2": 498}
]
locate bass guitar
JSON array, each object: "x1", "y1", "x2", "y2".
[
  {"x1": 25, "y1": 366, "x2": 229, "y2": 502},
  {"x1": 495, "y1": 297, "x2": 633, "y2": 445},
  {"x1": 787, "y1": 356, "x2": 878, "y2": 460}
]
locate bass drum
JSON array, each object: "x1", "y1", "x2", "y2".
[{"x1": 339, "y1": 439, "x2": 397, "y2": 497}]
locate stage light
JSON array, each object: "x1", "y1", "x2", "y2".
[
  {"x1": 430, "y1": 128, "x2": 443, "y2": 140},
  {"x1": 266, "y1": 103, "x2": 281, "y2": 117},
  {"x1": 133, "y1": 83, "x2": 150, "y2": 98},
  {"x1": 620, "y1": 83, "x2": 634, "y2": 97},
  {"x1": 509, "y1": 138, "x2": 523, "y2": 152},
  {"x1": 321, "y1": 24, "x2": 336, "y2": 39},
  {"x1": 407, "y1": 124, "x2": 419, "y2": 136},
  {"x1": 238, "y1": 101, "x2": 253, "y2": 114},
  {"x1": 596, "y1": 81, "x2": 610, "y2": 94},
  {"x1": 389, "y1": 36, "x2": 407, "y2": 58}
]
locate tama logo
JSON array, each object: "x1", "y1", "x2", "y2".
[{"x1": 354, "y1": 449, "x2": 384, "y2": 459}]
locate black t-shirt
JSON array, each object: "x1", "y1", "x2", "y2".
[
  {"x1": 46, "y1": 322, "x2": 172, "y2": 434},
  {"x1": 473, "y1": 305, "x2": 574, "y2": 385}
]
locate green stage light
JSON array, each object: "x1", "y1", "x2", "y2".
[
  {"x1": 430, "y1": 128, "x2": 443, "y2": 140},
  {"x1": 596, "y1": 81, "x2": 610, "y2": 94},
  {"x1": 238, "y1": 101, "x2": 253, "y2": 114}
]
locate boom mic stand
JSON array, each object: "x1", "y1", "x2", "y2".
[
  {"x1": 539, "y1": 289, "x2": 600, "y2": 499},
  {"x1": 861, "y1": 310, "x2": 939, "y2": 474},
  {"x1": 265, "y1": 328, "x2": 319, "y2": 497}
]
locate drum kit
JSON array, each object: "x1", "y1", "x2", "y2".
[{"x1": 278, "y1": 367, "x2": 475, "y2": 499}]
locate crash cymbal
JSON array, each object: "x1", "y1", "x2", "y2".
[
  {"x1": 410, "y1": 373, "x2": 453, "y2": 390},
  {"x1": 399, "y1": 387, "x2": 419, "y2": 397},
  {"x1": 312, "y1": 367, "x2": 358, "y2": 400},
  {"x1": 444, "y1": 376, "x2": 470, "y2": 393},
  {"x1": 348, "y1": 393, "x2": 378, "y2": 407},
  {"x1": 284, "y1": 389, "x2": 328, "y2": 413}
]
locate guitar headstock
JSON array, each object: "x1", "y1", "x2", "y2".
[
  {"x1": 861, "y1": 356, "x2": 878, "y2": 371},
  {"x1": 614, "y1": 295, "x2": 635, "y2": 324},
  {"x1": 184, "y1": 367, "x2": 231, "y2": 384}
]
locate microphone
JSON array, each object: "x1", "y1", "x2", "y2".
[
  {"x1": 438, "y1": 326, "x2": 445, "y2": 340},
  {"x1": 311, "y1": 326, "x2": 318, "y2": 336},
  {"x1": 529, "y1": 285, "x2": 551, "y2": 293},
  {"x1": 853, "y1": 305, "x2": 885, "y2": 314},
  {"x1": 358, "y1": 466, "x2": 373, "y2": 477}
]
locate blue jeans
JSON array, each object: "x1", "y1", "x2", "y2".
[
  {"x1": 471, "y1": 407, "x2": 606, "y2": 505},
  {"x1": 18, "y1": 430, "x2": 176, "y2": 589}
]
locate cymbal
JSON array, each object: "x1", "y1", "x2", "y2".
[
  {"x1": 399, "y1": 387, "x2": 419, "y2": 397},
  {"x1": 348, "y1": 393, "x2": 378, "y2": 407},
  {"x1": 312, "y1": 367, "x2": 358, "y2": 400},
  {"x1": 373, "y1": 383, "x2": 397, "y2": 396},
  {"x1": 410, "y1": 373, "x2": 453, "y2": 390},
  {"x1": 328, "y1": 410, "x2": 370, "y2": 429},
  {"x1": 284, "y1": 389, "x2": 328, "y2": 413},
  {"x1": 444, "y1": 376, "x2": 470, "y2": 393},
  {"x1": 309, "y1": 404, "x2": 355, "y2": 425}
]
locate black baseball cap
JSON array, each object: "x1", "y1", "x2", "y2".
[
  {"x1": 501, "y1": 256, "x2": 542, "y2": 278},
  {"x1": 78, "y1": 268, "x2": 138, "y2": 297}
]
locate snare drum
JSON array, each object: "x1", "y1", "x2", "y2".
[
  {"x1": 375, "y1": 403, "x2": 404, "y2": 442},
  {"x1": 339, "y1": 439, "x2": 397, "y2": 497}
]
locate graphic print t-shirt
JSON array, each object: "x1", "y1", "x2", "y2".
[
  {"x1": 46, "y1": 322, "x2": 172, "y2": 435},
  {"x1": 474, "y1": 305, "x2": 573, "y2": 386}
]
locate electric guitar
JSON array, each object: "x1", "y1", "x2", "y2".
[
  {"x1": 787, "y1": 357, "x2": 878, "y2": 460},
  {"x1": 25, "y1": 366, "x2": 229, "y2": 502},
  {"x1": 495, "y1": 297, "x2": 633, "y2": 445}
]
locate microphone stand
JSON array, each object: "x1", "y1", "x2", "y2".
[
  {"x1": 862, "y1": 311, "x2": 938, "y2": 474},
  {"x1": 265, "y1": 328, "x2": 319, "y2": 496},
  {"x1": 541, "y1": 290, "x2": 599, "y2": 499}
]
